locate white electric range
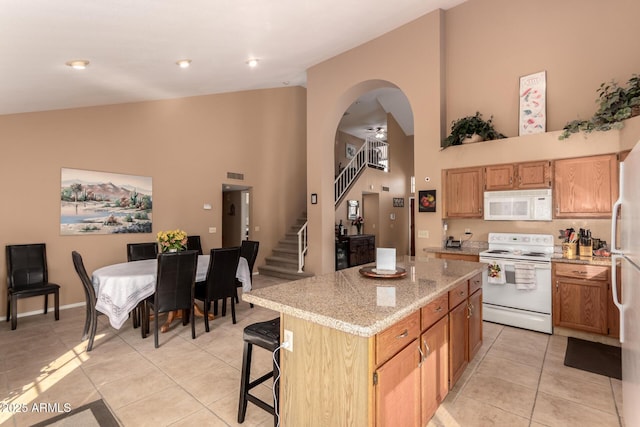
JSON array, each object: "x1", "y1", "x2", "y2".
[{"x1": 479, "y1": 232, "x2": 554, "y2": 334}]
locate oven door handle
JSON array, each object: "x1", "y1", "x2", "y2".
[{"x1": 480, "y1": 258, "x2": 551, "y2": 270}]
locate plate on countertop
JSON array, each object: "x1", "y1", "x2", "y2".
[{"x1": 359, "y1": 266, "x2": 407, "y2": 279}]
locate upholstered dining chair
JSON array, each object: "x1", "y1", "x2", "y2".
[
  {"x1": 71, "y1": 251, "x2": 100, "y2": 351},
  {"x1": 6, "y1": 243, "x2": 60, "y2": 330},
  {"x1": 186, "y1": 235, "x2": 203, "y2": 255},
  {"x1": 126, "y1": 242, "x2": 158, "y2": 262},
  {"x1": 236, "y1": 240, "x2": 259, "y2": 306},
  {"x1": 141, "y1": 250, "x2": 198, "y2": 348},
  {"x1": 195, "y1": 247, "x2": 241, "y2": 330}
]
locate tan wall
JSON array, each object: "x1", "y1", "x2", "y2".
[
  {"x1": 307, "y1": 0, "x2": 640, "y2": 274},
  {"x1": 1, "y1": 87, "x2": 307, "y2": 316}
]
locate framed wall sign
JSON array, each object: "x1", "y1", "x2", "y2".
[{"x1": 519, "y1": 71, "x2": 546, "y2": 135}]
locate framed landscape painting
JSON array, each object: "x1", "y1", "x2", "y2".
[{"x1": 60, "y1": 168, "x2": 153, "y2": 235}]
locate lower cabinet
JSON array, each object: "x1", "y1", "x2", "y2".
[
  {"x1": 553, "y1": 263, "x2": 609, "y2": 335},
  {"x1": 374, "y1": 273, "x2": 483, "y2": 426},
  {"x1": 421, "y1": 315, "x2": 449, "y2": 425},
  {"x1": 375, "y1": 340, "x2": 421, "y2": 427}
]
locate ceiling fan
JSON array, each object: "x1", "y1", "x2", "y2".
[{"x1": 366, "y1": 127, "x2": 387, "y2": 139}]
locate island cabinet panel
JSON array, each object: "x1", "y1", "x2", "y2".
[
  {"x1": 420, "y1": 315, "x2": 449, "y2": 425},
  {"x1": 375, "y1": 340, "x2": 421, "y2": 427},
  {"x1": 443, "y1": 166, "x2": 484, "y2": 218},
  {"x1": 280, "y1": 314, "x2": 373, "y2": 427},
  {"x1": 553, "y1": 153, "x2": 618, "y2": 218},
  {"x1": 421, "y1": 293, "x2": 448, "y2": 331},
  {"x1": 553, "y1": 263, "x2": 609, "y2": 335}
]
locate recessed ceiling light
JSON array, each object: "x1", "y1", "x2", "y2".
[
  {"x1": 66, "y1": 60, "x2": 89, "y2": 70},
  {"x1": 176, "y1": 59, "x2": 192, "y2": 68},
  {"x1": 246, "y1": 58, "x2": 259, "y2": 68}
]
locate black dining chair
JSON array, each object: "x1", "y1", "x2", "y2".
[
  {"x1": 195, "y1": 247, "x2": 241, "y2": 329},
  {"x1": 6, "y1": 243, "x2": 60, "y2": 330},
  {"x1": 236, "y1": 240, "x2": 259, "y2": 306},
  {"x1": 186, "y1": 235, "x2": 203, "y2": 255},
  {"x1": 141, "y1": 250, "x2": 198, "y2": 348},
  {"x1": 126, "y1": 242, "x2": 158, "y2": 262},
  {"x1": 71, "y1": 251, "x2": 101, "y2": 351}
]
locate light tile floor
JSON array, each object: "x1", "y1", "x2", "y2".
[{"x1": 0, "y1": 276, "x2": 624, "y2": 427}]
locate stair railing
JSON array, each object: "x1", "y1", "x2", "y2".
[
  {"x1": 334, "y1": 137, "x2": 388, "y2": 204},
  {"x1": 297, "y1": 221, "x2": 308, "y2": 272}
]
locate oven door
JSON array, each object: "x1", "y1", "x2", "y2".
[{"x1": 480, "y1": 256, "x2": 552, "y2": 314}]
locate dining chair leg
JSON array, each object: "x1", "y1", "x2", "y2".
[
  {"x1": 82, "y1": 304, "x2": 91, "y2": 341},
  {"x1": 87, "y1": 304, "x2": 98, "y2": 352},
  {"x1": 190, "y1": 307, "x2": 196, "y2": 339},
  {"x1": 10, "y1": 297, "x2": 17, "y2": 330},
  {"x1": 203, "y1": 299, "x2": 210, "y2": 333},
  {"x1": 54, "y1": 290, "x2": 59, "y2": 321},
  {"x1": 5, "y1": 297, "x2": 9, "y2": 324},
  {"x1": 230, "y1": 298, "x2": 236, "y2": 324},
  {"x1": 154, "y1": 306, "x2": 160, "y2": 348},
  {"x1": 44, "y1": 294, "x2": 48, "y2": 314}
]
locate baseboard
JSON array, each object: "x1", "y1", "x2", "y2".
[{"x1": 1, "y1": 302, "x2": 86, "y2": 322}]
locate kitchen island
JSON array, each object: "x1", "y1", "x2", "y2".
[{"x1": 243, "y1": 256, "x2": 485, "y2": 426}]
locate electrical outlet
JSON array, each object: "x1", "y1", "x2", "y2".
[
  {"x1": 283, "y1": 329, "x2": 293, "y2": 352},
  {"x1": 209, "y1": 227, "x2": 216, "y2": 233},
  {"x1": 418, "y1": 230, "x2": 429, "y2": 238},
  {"x1": 464, "y1": 228, "x2": 471, "y2": 234}
]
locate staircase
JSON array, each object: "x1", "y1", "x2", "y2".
[{"x1": 258, "y1": 213, "x2": 314, "y2": 280}]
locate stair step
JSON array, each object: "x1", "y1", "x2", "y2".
[
  {"x1": 265, "y1": 255, "x2": 298, "y2": 268},
  {"x1": 258, "y1": 265, "x2": 314, "y2": 281}
]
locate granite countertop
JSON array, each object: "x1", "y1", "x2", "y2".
[
  {"x1": 243, "y1": 257, "x2": 484, "y2": 338},
  {"x1": 424, "y1": 246, "x2": 614, "y2": 266}
]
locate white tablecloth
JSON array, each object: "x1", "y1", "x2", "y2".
[{"x1": 92, "y1": 255, "x2": 251, "y2": 329}]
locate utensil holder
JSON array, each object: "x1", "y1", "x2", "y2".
[{"x1": 562, "y1": 243, "x2": 577, "y2": 257}]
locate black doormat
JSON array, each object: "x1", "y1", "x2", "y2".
[
  {"x1": 31, "y1": 399, "x2": 119, "y2": 427},
  {"x1": 564, "y1": 337, "x2": 622, "y2": 380}
]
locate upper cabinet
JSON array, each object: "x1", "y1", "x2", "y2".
[
  {"x1": 553, "y1": 153, "x2": 618, "y2": 218},
  {"x1": 443, "y1": 167, "x2": 484, "y2": 218},
  {"x1": 485, "y1": 161, "x2": 551, "y2": 191}
]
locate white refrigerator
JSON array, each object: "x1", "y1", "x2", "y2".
[{"x1": 611, "y1": 140, "x2": 640, "y2": 425}]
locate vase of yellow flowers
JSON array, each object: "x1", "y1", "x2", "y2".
[{"x1": 157, "y1": 229, "x2": 188, "y2": 253}]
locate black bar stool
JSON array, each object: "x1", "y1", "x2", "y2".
[{"x1": 238, "y1": 317, "x2": 281, "y2": 425}]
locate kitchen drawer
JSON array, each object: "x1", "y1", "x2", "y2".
[
  {"x1": 554, "y1": 263, "x2": 609, "y2": 281},
  {"x1": 376, "y1": 311, "x2": 420, "y2": 366},
  {"x1": 449, "y1": 281, "x2": 469, "y2": 309},
  {"x1": 469, "y1": 272, "x2": 483, "y2": 294},
  {"x1": 421, "y1": 293, "x2": 448, "y2": 331}
]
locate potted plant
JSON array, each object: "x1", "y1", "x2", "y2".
[
  {"x1": 559, "y1": 74, "x2": 640, "y2": 140},
  {"x1": 441, "y1": 111, "x2": 506, "y2": 149}
]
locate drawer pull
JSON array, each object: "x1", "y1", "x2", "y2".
[
  {"x1": 396, "y1": 329, "x2": 409, "y2": 339},
  {"x1": 459, "y1": 291, "x2": 465, "y2": 296},
  {"x1": 435, "y1": 306, "x2": 443, "y2": 312},
  {"x1": 572, "y1": 270, "x2": 588, "y2": 275}
]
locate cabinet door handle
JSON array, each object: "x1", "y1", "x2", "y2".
[
  {"x1": 423, "y1": 339, "x2": 431, "y2": 356},
  {"x1": 396, "y1": 329, "x2": 409, "y2": 339},
  {"x1": 467, "y1": 303, "x2": 472, "y2": 319},
  {"x1": 418, "y1": 344, "x2": 425, "y2": 367}
]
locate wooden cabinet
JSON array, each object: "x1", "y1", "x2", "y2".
[
  {"x1": 553, "y1": 153, "x2": 618, "y2": 218},
  {"x1": 553, "y1": 263, "x2": 609, "y2": 334},
  {"x1": 435, "y1": 252, "x2": 479, "y2": 262},
  {"x1": 375, "y1": 339, "x2": 421, "y2": 427},
  {"x1": 420, "y1": 316, "x2": 448, "y2": 425},
  {"x1": 340, "y1": 234, "x2": 375, "y2": 267},
  {"x1": 485, "y1": 161, "x2": 551, "y2": 191},
  {"x1": 448, "y1": 273, "x2": 483, "y2": 389},
  {"x1": 443, "y1": 166, "x2": 484, "y2": 218}
]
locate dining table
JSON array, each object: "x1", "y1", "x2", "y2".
[{"x1": 91, "y1": 255, "x2": 251, "y2": 331}]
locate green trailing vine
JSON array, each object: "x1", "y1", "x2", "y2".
[{"x1": 559, "y1": 74, "x2": 640, "y2": 140}]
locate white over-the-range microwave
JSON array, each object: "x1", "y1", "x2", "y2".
[{"x1": 483, "y1": 189, "x2": 552, "y2": 221}]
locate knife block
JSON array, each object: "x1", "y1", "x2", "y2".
[{"x1": 579, "y1": 242, "x2": 593, "y2": 257}]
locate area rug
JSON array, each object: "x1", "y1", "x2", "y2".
[
  {"x1": 564, "y1": 336, "x2": 622, "y2": 380},
  {"x1": 31, "y1": 399, "x2": 119, "y2": 427}
]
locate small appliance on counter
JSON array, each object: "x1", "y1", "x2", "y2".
[{"x1": 445, "y1": 236, "x2": 462, "y2": 249}]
